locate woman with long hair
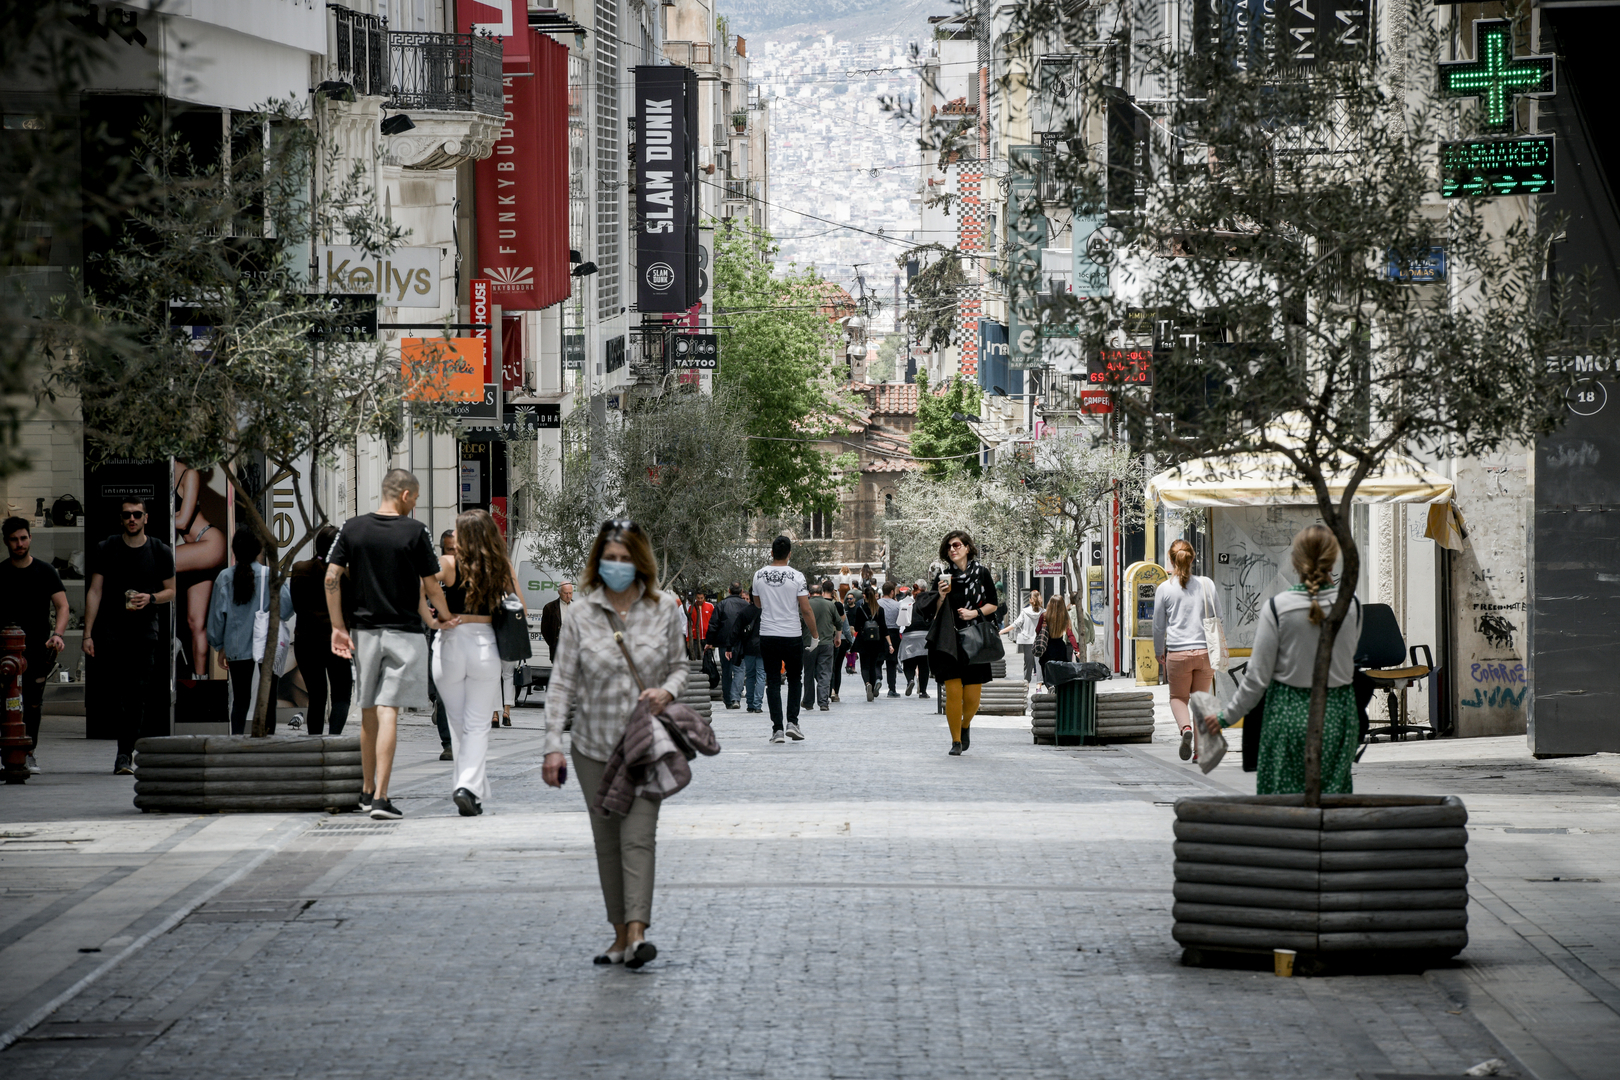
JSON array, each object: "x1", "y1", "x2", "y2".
[
  {"x1": 1033, "y1": 594, "x2": 1082, "y2": 669},
  {"x1": 542, "y1": 518, "x2": 688, "y2": 968},
  {"x1": 1003, "y1": 589, "x2": 1044, "y2": 682},
  {"x1": 1153, "y1": 538, "x2": 1225, "y2": 762},
  {"x1": 206, "y1": 529, "x2": 280, "y2": 735},
  {"x1": 927, "y1": 529, "x2": 999, "y2": 756},
  {"x1": 1208, "y1": 525, "x2": 1364, "y2": 794},
  {"x1": 432, "y1": 509, "x2": 521, "y2": 817},
  {"x1": 282, "y1": 524, "x2": 353, "y2": 736},
  {"x1": 845, "y1": 584, "x2": 890, "y2": 701},
  {"x1": 173, "y1": 459, "x2": 227, "y2": 680}
]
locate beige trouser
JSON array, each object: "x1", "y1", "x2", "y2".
[{"x1": 571, "y1": 751, "x2": 660, "y2": 927}]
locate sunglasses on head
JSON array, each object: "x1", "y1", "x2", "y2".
[
  {"x1": 121, "y1": 511, "x2": 146, "y2": 519},
  {"x1": 599, "y1": 517, "x2": 641, "y2": 535}
]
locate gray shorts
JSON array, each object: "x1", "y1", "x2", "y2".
[{"x1": 353, "y1": 628, "x2": 430, "y2": 711}]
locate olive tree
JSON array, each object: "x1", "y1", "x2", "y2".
[
  {"x1": 50, "y1": 100, "x2": 458, "y2": 735},
  {"x1": 1004, "y1": 0, "x2": 1615, "y2": 802}
]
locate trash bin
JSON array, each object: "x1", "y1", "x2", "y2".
[
  {"x1": 1054, "y1": 680, "x2": 1096, "y2": 745},
  {"x1": 1045, "y1": 661, "x2": 1110, "y2": 746}
]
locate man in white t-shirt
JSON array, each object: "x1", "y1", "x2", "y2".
[{"x1": 752, "y1": 534, "x2": 817, "y2": 743}]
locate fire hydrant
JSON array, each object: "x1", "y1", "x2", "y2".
[{"x1": 0, "y1": 626, "x2": 30, "y2": 785}]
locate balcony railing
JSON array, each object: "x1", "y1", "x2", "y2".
[
  {"x1": 388, "y1": 31, "x2": 503, "y2": 116},
  {"x1": 663, "y1": 40, "x2": 717, "y2": 76},
  {"x1": 329, "y1": 4, "x2": 387, "y2": 97}
]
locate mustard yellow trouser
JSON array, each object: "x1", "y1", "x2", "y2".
[{"x1": 942, "y1": 679, "x2": 981, "y2": 742}]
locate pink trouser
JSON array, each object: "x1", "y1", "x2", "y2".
[{"x1": 1165, "y1": 648, "x2": 1213, "y2": 730}]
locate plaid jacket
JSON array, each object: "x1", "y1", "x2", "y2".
[{"x1": 544, "y1": 584, "x2": 688, "y2": 760}]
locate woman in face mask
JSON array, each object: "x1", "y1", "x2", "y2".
[{"x1": 541, "y1": 518, "x2": 688, "y2": 969}]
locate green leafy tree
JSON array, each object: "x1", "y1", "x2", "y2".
[
  {"x1": 50, "y1": 101, "x2": 455, "y2": 735},
  {"x1": 1007, "y1": 0, "x2": 1617, "y2": 802},
  {"x1": 713, "y1": 221, "x2": 854, "y2": 516},
  {"x1": 909, "y1": 369, "x2": 982, "y2": 479}
]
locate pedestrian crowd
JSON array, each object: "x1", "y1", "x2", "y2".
[{"x1": 11, "y1": 467, "x2": 1363, "y2": 971}]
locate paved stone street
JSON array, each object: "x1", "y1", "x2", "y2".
[{"x1": 3, "y1": 683, "x2": 1620, "y2": 1079}]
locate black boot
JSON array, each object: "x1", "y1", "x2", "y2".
[
  {"x1": 959, "y1": 726, "x2": 970, "y2": 752},
  {"x1": 948, "y1": 741, "x2": 963, "y2": 756}
]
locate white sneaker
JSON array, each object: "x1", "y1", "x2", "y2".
[{"x1": 26, "y1": 753, "x2": 39, "y2": 773}]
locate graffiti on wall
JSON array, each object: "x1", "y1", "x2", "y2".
[
  {"x1": 1450, "y1": 452, "x2": 1529, "y2": 735},
  {"x1": 1211, "y1": 506, "x2": 1326, "y2": 649}
]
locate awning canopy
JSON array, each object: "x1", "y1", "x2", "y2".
[
  {"x1": 1146, "y1": 451, "x2": 1454, "y2": 508},
  {"x1": 1146, "y1": 418, "x2": 1454, "y2": 508}
]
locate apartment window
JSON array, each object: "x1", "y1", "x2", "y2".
[{"x1": 594, "y1": 0, "x2": 620, "y2": 318}]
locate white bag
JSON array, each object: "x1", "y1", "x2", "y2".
[
  {"x1": 1188, "y1": 689, "x2": 1228, "y2": 774},
  {"x1": 250, "y1": 566, "x2": 270, "y2": 660},
  {"x1": 1200, "y1": 576, "x2": 1230, "y2": 672},
  {"x1": 274, "y1": 614, "x2": 296, "y2": 677}
]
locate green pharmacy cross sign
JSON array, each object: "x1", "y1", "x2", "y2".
[{"x1": 1439, "y1": 20, "x2": 1554, "y2": 134}]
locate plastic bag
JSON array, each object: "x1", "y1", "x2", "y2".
[{"x1": 1188, "y1": 689, "x2": 1228, "y2": 774}]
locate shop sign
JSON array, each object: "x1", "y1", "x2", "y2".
[
  {"x1": 465, "y1": 13, "x2": 571, "y2": 310},
  {"x1": 312, "y1": 246, "x2": 440, "y2": 308},
  {"x1": 671, "y1": 333, "x2": 718, "y2": 368},
  {"x1": 463, "y1": 407, "x2": 544, "y2": 441},
  {"x1": 1072, "y1": 213, "x2": 1110, "y2": 298},
  {"x1": 1385, "y1": 246, "x2": 1447, "y2": 282},
  {"x1": 470, "y1": 278, "x2": 492, "y2": 382},
  {"x1": 400, "y1": 338, "x2": 486, "y2": 403},
  {"x1": 635, "y1": 65, "x2": 700, "y2": 313},
  {"x1": 1080, "y1": 389, "x2": 1114, "y2": 414},
  {"x1": 1035, "y1": 561, "x2": 1065, "y2": 577},
  {"x1": 1194, "y1": 0, "x2": 1371, "y2": 71},
  {"x1": 301, "y1": 293, "x2": 377, "y2": 341},
  {"x1": 1440, "y1": 136, "x2": 1554, "y2": 197},
  {"x1": 452, "y1": 384, "x2": 498, "y2": 420}
]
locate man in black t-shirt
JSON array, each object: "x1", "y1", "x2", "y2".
[
  {"x1": 83, "y1": 497, "x2": 176, "y2": 775},
  {"x1": 0, "y1": 518, "x2": 69, "y2": 773},
  {"x1": 326, "y1": 469, "x2": 456, "y2": 820}
]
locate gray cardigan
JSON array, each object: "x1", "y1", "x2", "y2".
[
  {"x1": 1224, "y1": 586, "x2": 1363, "y2": 720},
  {"x1": 1152, "y1": 575, "x2": 1220, "y2": 656}
]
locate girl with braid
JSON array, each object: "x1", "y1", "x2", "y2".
[{"x1": 1209, "y1": 525, "x2": 1364, "y2": 794}]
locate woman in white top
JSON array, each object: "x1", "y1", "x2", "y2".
[
  {"x1": 542, "y1": 518, "x2": 687, "y2": 970},
  {"x1": 1206, "y1": 525, "x2": 1364, "y2": 795},
  {"x1": 1152, "y1": 540, "x2": 1225, "y2": 762},
  {"x1": 1001, "y1": 589, "x2": 1044, "y2": 682}
]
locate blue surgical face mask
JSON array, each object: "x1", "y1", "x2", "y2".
[{"x1": 599, "y1": 559, "x2": 637, "y2": 592}]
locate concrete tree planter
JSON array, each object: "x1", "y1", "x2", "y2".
[
  {"x1": 132, "y1": 735, "x2": 363, "y2": 813},
  {"x1": 1172, "y1": 794, "x2": 1468, "y2": 970}
]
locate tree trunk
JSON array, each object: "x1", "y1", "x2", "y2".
[{"x1": 1302, "y1": 507, "x2": 1362, "y2": 807}]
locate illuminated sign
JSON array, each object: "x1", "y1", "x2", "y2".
[
  {"x1": 1440, "y1": 136, "x2": 1554, "y2": 197},
  {"x1": 1385, "y1": 246, "x2": 1447, "y2": 282},
  {"x1": 1439, "y1": 20, "x2": 1554, "y2": 134},
  {"x1": 1088, "y1": 349, "x2": 1152, "y2": 385}
]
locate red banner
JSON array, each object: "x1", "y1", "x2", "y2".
[
  {"x1": 463, "y1": 10, "x2": 569, "y2": 312},
  {"x1": 502, "y1": 315, "x2": 523, "y2": 391}
]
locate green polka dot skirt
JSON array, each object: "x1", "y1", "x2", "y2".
[{"x1": 1256, "y1": 681, "x2": 1359, "y2": 796}]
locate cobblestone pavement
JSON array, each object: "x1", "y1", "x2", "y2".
[{"x1": 2, "y1": 684, "x2": 1619, "y2": 1078}]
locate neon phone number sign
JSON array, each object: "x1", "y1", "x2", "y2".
[{"x1": 1088, "y1": 349, "x2": 1152, "y2": 384}]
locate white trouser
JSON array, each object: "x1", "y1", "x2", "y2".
[
  {"x1": 432, "y1": 623, "x2": 502, "y2": 800},
  {"x1": 500, "y1": 659, "x2": 517, "y2": 709}
]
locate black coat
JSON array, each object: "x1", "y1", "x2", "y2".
[
  {"x1": 925, "y1": 564, "x2": 999, "y2": 686},
  {"x1": 725, "y1": 600, "x2": 761, "y2": 657}
]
